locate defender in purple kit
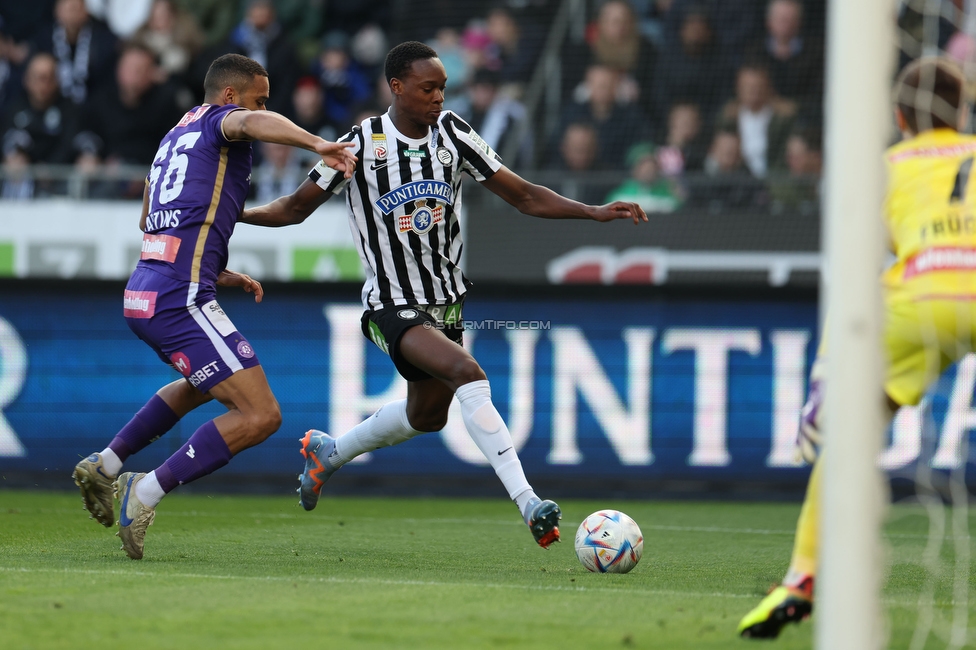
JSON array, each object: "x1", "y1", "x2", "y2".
[
  {"x1": 71, "y1": 53, "x2": 356, "y2": 560},
  {"x1": 241, "y1": 42, "x2": 647, "y2": 549}
]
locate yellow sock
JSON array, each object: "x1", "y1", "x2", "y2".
[{"x1": 787, "y1": 458, "x2": 822, "y2": 582}]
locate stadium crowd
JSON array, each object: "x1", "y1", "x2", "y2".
[{"x1": 0, "y1": 0, "x2": 928, "y2": 212}]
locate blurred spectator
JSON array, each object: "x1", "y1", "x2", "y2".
[
  {"x1": 74, "y1": 44, "x2": 181, "y2": 185},
  {"x1": 1, "y1": 51, "x2": 79, "y2": 198},
  {"x1": 656, "y1": 101, "x2": 709, "y2": 176},
  {"x1": 192, "y1": 0, "x2": 298, "y2": 112},
  {"x1": 744, "y1": 0, "x2": 823, "y2": 119},
  {"x1": 664, "y1": 0, "x2": 763, "y2": 67},
  {"x1": 896, "y1": 0, "x2": 957, "y2": 71},
  {"x1": 715, "y1": 62, "x2": 795, "y2": 178},
  {"x1": 546, "y1": 121, "x2": 608, "y2": 204},
  {"x1": 631, "y1": 0, "x2": 674, "y2": 47},
  {"x1": 350, "y1": 23, "x2": 389, "y2": 82},
  {"x1": 564, "y1": 0, "x2": 658, "y2": 121},
  {"x1": 697, "y1": 129, "x2": 763, "y2": 211},
  {"x1": 311, "y1": 30, "x2": 374, "y2": 128},
  {"x1": 29, "y1": 0, "x2": 118, "y2": 105},
  {"x1": 769, "y1": 126, "x2": 822, "y2": 215},
  {"x1": 324, "y1": 0, "x2": 391, "y2": 37},
  {"x1": 451, "y1": 67, "x2": 531, "y2": 167},
  {"x1": 131, "y1": 0, "x2": 204, "y2": 82},
  {"x1": 1, "y1": 52, "x2": 79, "y2": 164},
  {"x1": 174, "y1": 0, "x2": 237, "y2": 48},
  {"x1": 0, "y1": 2, "x2": 57, "y2": 43},
  {"x1": 85, "y1": 0, "x2": 153, "y2": 39},
  {"x1": 253, "y1": 141, "x2": 304, "y2": 204},
  {"x1": 428, "y1": 27, "x2": 469, "y2": 103},
  {"x1": 484, "y1": 4, "x2": 544, "y2": 95},
  {"x1": 460, "y1": 22, "x2": 495, "y2": 81},
  {"x1": 289, "y1": 76, "x2": 338, "y2": 164},
  {"x1": 262, "y1": 0, "x2": 326, "y2": 63},
  {"x1": 557, "y1": 64, "x2": 650, "y2": 170},
  {"x1": 0, "y1": 17, "x2": 31, "y2": 115},
  {"x1": 606, "y1": 143, "x2": 683, "y2": 213},
  {"x1": 650, "y1": 5, "x2": 729, "y2": 128}
]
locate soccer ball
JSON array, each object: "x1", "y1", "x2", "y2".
[{"x1": 574, "y1": 510, "x2": 643, "y2": 574}]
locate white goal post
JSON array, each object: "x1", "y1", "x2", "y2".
[{"x1": 818, "y1": 0, "x2": 893, "y2": 648}]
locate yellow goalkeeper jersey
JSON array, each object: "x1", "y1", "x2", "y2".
[{"x1": 883, "y1": 128, "x2": 976, "y2": 300}]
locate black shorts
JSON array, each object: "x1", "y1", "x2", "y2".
[{"x1": 361, "y1": 303, "x2": 465, "y2": 382}]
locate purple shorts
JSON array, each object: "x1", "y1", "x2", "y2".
[{"x1": 123, "y1": 266, "x2": 260, "y2": 394}]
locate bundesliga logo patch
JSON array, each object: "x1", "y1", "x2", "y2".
[{"x1": 398, "y1": 206, "x2": 443, "y2": 234}]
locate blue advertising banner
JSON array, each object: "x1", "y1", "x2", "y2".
[{"x1": 1, "y1": 283, "x2": 973, "y2": 492}]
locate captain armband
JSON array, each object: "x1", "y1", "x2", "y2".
[{"x1": 309, "y1": 160, "x2": 341, "y2": 191}]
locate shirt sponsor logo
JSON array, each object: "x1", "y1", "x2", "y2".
[
  {"x1": 123, "y1": 290, "x2": 157, "y2": 318},
  {"x1": 404, "y1": 149, "x2": 427, "y2": 158},
  {"x1": 904, "y1": 246, "x2": 976, "y2": 278},
  {"x1": 140, "y1": 233, "x2": 181, "y2": 263},
  {"x1": 376, "y1": 180, "x2": 453, "y2": 215},
  {"x1": 398, "y1": 205, "x2": 443, "y2": 234}
]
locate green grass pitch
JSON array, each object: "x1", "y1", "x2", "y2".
[{"x1": 1, "y1": 490, "x2": 972, "y2": 649}]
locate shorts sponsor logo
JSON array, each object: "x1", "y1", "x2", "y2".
[
  {"x1": 436, "y1": 147, "x2": 453, "y2": 165},
  {"x1": 398, "y1": 205, "x2": 443, "y2": 234},
  {"x1": 171, "y1": 352, "x2": 191, "y2": 376},
  {"x1": 186, "y1": 361, "x2": 220, "y2": 388},
  {"x1": 398, "y1": 309, "x2": 419, "y2": 320},
  {"x1": 237, "y1": 340, "x2": 255, "y2": 359},
  {"x1": 140, "y1": 233, "x2": 180, "y2": 263},
  {"x1": 123, "y1": 290, "x2": 157, "y2": 318},
  {"x1": 375, "y1": 180, "x2": 453, "y2": 215}
]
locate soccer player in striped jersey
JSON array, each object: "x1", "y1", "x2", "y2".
[
  {"x1": 71, "y1": 54, "x2": 356, "y2": 559},
  {"x1": 739, "y1": 57, "x2": 976, "y2": 638},
  {"x1": 242, "y1": 41, "x2": 647, "y2": 548}
]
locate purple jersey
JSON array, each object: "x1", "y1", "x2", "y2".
[{"x1": 137, "y1": 103, "x2": 252, "y2": 289}]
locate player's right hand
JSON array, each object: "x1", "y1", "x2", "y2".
[
  {"x1": 592, "y1": 201, "x2": 648, "y2": 225},
  {"x1": 315, "y1": 140, "x2": 357, "y2": 179}
]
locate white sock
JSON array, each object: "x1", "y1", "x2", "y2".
[
  {"x1": 333, "y1": 399, "x2": 423, "y2": 467},
  {"x1": 99, "y1": 448, "x2": 122, "y2": 476},
  {"x1": 134, "y1": 471, "x2": 166, "y2": 508},
  {"x1": 455, "y1": 380, "x2": 534, "y2": 508}
]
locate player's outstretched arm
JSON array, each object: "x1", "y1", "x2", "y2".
[
  {"x1": 221, "y1": 110, "x2": 357, "y2": 179},
  {"x1": 217, "y1": 269, "x2": 264, "y2": 303},
  {"x1": 480, "y1": 167, "x2": 647, "y2": 224},
  {"x1": 240, "y1": 178, "x2": 331, "y2": 227}
]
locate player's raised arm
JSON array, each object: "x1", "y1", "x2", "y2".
[
  {"x1": 240, "y1": 178, "x2": 332, "y2": 227},
  {"x1": 480, "y1": 166, "x2": 648, "y2": 225}
]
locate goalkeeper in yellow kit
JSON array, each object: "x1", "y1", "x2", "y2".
[{"x1": 739, "y1": 56, "x2": 976, "y2": 639}]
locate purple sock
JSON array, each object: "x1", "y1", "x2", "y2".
[
  {"x1": 108, "y1": 394, "x2": 180, "y2": 461},
  {"x1": 155, "y1": 421, "x2": 233, "y2": 493}
]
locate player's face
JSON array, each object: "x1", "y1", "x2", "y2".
[
  {"x1": 393, "y1": 58, "x2": 447, "y2": 127},
  {"x1": 236, "y1": 75, "x2": 270, "y2": 111}
]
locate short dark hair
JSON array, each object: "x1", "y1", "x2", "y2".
[
  {"x1": 384, "y1": 41, "x2": 438, "y2": 84},
  {"x1": 895, "y1": 57, "x2": 964, "y2": 133},
  {"x1": 203, "y1": 54, "x2": 268, "y2": 101}
]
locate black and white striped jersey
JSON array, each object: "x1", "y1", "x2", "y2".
[{"x1": 308, "y1": 110, "x2": 504, "y2": 311}]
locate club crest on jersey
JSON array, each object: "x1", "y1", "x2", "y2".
[
  {"x1": 372, "y1": 133, "x2": 387, "y2": 160},
  {"x1": 376, "y1": 180, "x2": 454, "y2": 214},
  {"x1": 436, "y1": 147, "x2": 453, "y2": 165},
  {"x1": 398, "y1": 205, "x2": 444, "y2": 234}
]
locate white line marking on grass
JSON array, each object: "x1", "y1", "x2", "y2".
[
  {"x1": 0, "y1": 565, "x2": 753, "y2": 600},
  {"x1": 0, "y1": 566, "x2": 963, "y2": 609}
]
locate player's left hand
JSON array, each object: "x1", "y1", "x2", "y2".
[
  {"x1": 592, "y1": 201, "x2": 648, "y2": 225},
  {"x1": 217, "y1": 269, "x2": 264, "y2": 303},
  {"x1": 315, "y1": 140, "x2": 358, "y2": 179}
]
